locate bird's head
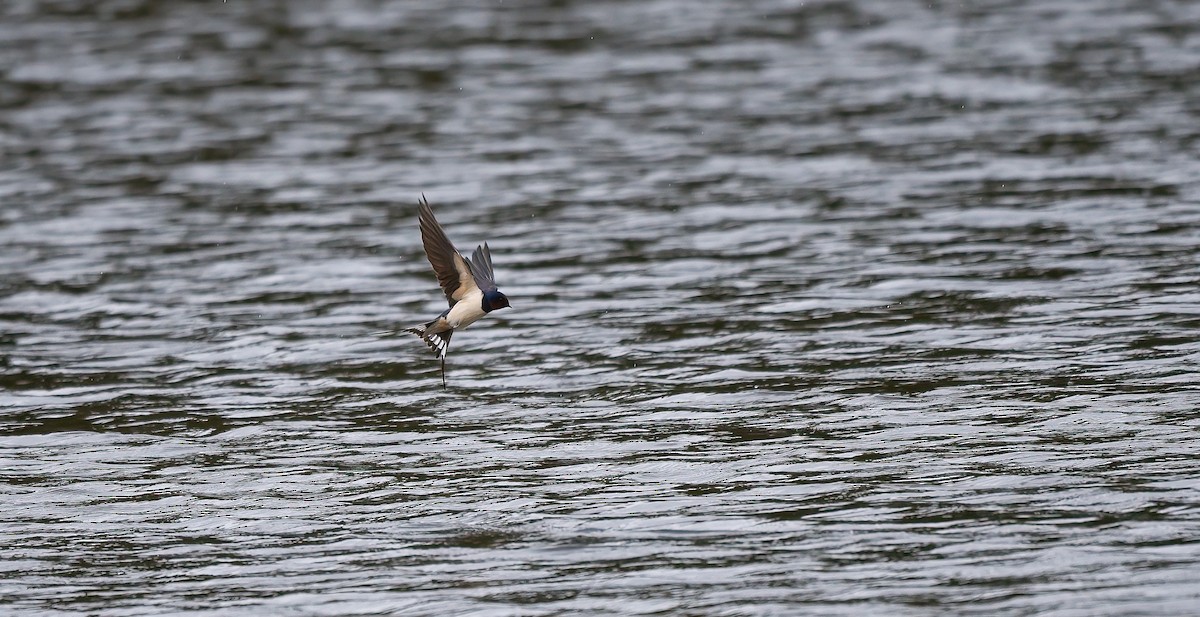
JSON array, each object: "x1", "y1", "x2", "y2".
[{"x1": 482, "y1": 290, "x2": 511, "y2": 313}]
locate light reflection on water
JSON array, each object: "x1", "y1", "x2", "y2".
[{"x1": 2, "y1": 0, "x2": 1199, "y2": 614}]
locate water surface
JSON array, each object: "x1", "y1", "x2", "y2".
[{"x1": 2, "y1": 1, "x2": 1199, "y2": 615}]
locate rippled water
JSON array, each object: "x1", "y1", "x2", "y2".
[{"x1": 3, "y1": 1, "x2": 1200, "y2": 614}]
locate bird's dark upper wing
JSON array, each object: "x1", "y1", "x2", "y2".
[
  {"x1": 469, "y1": 242, "x2": 498, "y2": 293},
  {"x1": 418, "y1": 197, "x2": 479, "y2": 307}
]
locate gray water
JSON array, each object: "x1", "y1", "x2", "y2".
[{"x1": 2, "y1": 1, "x2": 1199, "y2": 615}]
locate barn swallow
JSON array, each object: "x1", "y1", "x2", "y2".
[{"x1": 405, "y1": 195, "x2": 510, "y2": 387}]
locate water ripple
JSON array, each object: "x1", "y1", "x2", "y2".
[{"x1": 3, "y1": 0, "x2": 1200, "y2": 615}]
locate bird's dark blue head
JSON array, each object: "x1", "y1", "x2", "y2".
[{"x1": 482, "y1": 289, "x2": 510, "y2": 313}]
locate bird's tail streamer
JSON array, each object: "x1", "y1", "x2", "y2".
[{"x1": 404, "y1": 323, "x2": 453, "y2": 388}]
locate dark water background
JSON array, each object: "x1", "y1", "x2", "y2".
[{"x1": 3, "y1": 1, "x2": 1200, "y2": 615}]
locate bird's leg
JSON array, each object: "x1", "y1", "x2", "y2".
[{"x1": 441, "y1": 357, "x2": 446, "y2": 389}]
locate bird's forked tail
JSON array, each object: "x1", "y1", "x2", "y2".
[
  {"x1": 404, "y1": 322, "x2": 453, "y2": 387},
  {"x1": 404, "y1": 322, "x2": 453, "y2": 359}
]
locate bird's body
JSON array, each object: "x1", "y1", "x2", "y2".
[
  {"x1": 404, "y1": 196, "x2": 510, "y2": 386},
  {"x1": 443, "y1": 289, "x2": 488, "y2": 330}
]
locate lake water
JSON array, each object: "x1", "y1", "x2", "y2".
[{"x1": 2, "y1": 1, "x2": 1199, "y2": 615}]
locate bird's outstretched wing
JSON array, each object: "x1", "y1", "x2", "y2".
[
  {"x1": 418, "y1": 196, "x2": 479, "y2": 307},
  {"x1": 469, "y1": 242, "x2": 498, "y2": 293}
]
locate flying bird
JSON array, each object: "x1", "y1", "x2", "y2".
[{"x1": 405, "y1": 195, "x2": 511, "y2": 387}]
